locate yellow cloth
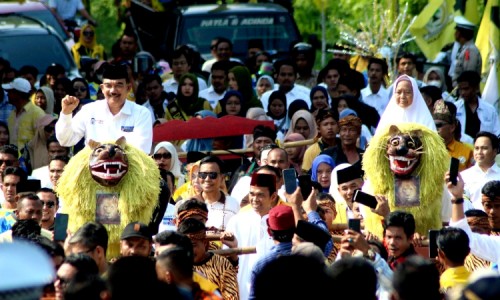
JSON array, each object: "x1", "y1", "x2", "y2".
[
  {"x1": 193, "y1": 272, "x2": 220, "y2": 294},
  {"x1": 440, "y1": 266, "x2": 470, "y2": 290},
  {"x1": 333, "y1": 202, "x2": 349, "y2": 224},
  {"x1": 302, "y1": 141, "x2": 322, "y2": 172},
  {"x1": 447, "y1": 139, "x2": 473, "y2": 172},
  {"x1": 8, "y1": 102, "x2": 46, "y2": 151}
]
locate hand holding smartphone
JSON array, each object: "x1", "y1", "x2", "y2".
[
  {"x1": 298, "y1": 175, "x2": 313, "y2": 200},
  {"x1": 428, "y1": 229, "x2": 439, "y2": 258},
  {"x1": 348, "y1": 218, "x2": 361, "y2": 233}
]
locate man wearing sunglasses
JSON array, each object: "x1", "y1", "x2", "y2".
[
  {"x1": 37, "y1": 188, "x2": 58, "y2": 232},
  {"x1": 56, "y1": 64, "x2": 152, "y2": 154}
]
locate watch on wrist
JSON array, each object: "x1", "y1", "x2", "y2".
[
  {"x1": 451, "y1": 198, "x2": 464, "y2": 204},
  {"x1": 363, "y1": 249, "x2": 376, "y2": 261}
]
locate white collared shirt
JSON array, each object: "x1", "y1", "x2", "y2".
[
  {"x1": 142, "y1": 99, "x2": 168, "y2": 123},
  {"x1": 260, "y1": 84, "x2": 311, "y2": 113},
  {"x1": 361, "y1": 85, "x2": 390, "y2": 116},
  {"x1": 460, "y1": 163, "x2": 500, "y2": 209},
  {"x1": 454, "y1": 98, "x2": 500, "y2": 136},
  {"x1": 55, "y1": 100, "x2": 153, "y2": 154},
  {"x1": 162, "y1": 76, "x2": 208, "y2": 95},
  {"x1": 198, "y1": 86, "x2": 226, "y2": 109}
]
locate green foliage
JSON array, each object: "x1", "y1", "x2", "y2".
[{"x1": 88, "y1": 0, "x2": 123, "y2": 56}]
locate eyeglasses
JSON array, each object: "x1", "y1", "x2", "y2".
[
  {"x1": 435, "y1": 122, "x2": 449, "y2": 129},
  {"x1": 153, "y1": 153, "x2": 172, "y2": 160},
  {"x1": 198, "y1": 172, "x2": 219, "y2": 180},
  {"x1": 0, "y1": 159, "x2": 14, "y2": 166},
  {"x1": 41, "y1": 201, "x2": 56, "y2": 208},
  {"x1": 74, "y1": 87, "x2": 87, "y2": 92},
  {"x1": 56, "y1": 276, "x2": 70, "y2": 286},
  {"x1": 44, "y1": 125, "x2": 55, "y2": 132},
  {"x1": 83, "y1": 31, "x2": 94, "y2": 37}
]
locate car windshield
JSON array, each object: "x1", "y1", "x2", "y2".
[
  {"x1": 20, "y1": 9, "x2": 69, "y2": 41},
  {"x1": 0, "y1": 34, "x2": 75, "y2": 74},
  {"x1": 179, "y1": 13, "x2": 299, "y2": 60}
]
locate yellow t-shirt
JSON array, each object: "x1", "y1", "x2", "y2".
[
  {"x1": 447, "y1": 139, "x2": 473, "y2": 172},
  {"x1": 440, "y1": 266, "x2": 470, "y2": 291}
]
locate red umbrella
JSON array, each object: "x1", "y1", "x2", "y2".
[{"x1": 153, "y1": 115, "x2": 276, "y2": 142}]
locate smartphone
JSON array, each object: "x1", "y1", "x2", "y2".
[
  {"x1": 54, "y1": 213, "x2": 69, "y2": 241},
  {"x1": 298, "y1": 174, "x2": 313, "y2": 200},
  {"x1": 449, "y1": 157, "x2": 460, "y2": 186},
  {"x1": 282, "y1": 168, "x2": 297, "y2": 194},
  {"x1": 348, "y1": 218, "x2": 361, "y2": 233},
  {"x1": 428, "y1": 229, "x2": 439, "y2": 258},
  {"x1": 353, "y1": 190, "x2": 378, "y2": 209}
]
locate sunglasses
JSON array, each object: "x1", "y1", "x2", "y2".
[
  {"x1": 435, "y1": 122, "x2": 449, "y2": 129},
  {"x1": 83, "y1": 31, "x2": 94, "y2": 37},
  {"x1": 198, "y1": 172, "x2": 219, "y2": 180},
  {"x1": 42, "y1": 201, "x2": 56, "y2": 208},
  {"x1": 153, "y1": 153, "x2": 172, "y2": 160},
  {"x1": 74, "y1": 87, "x2": 87, "y2": 92},
  {"x1": 0, "y1": 159, "x2": 13, "y2": 166}
]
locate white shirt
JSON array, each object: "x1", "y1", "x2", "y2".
[
  {"x1": 260, "y1": 84, "x2": 311, "y2": 113},
  {"x1": 225, "y1": 210, "x2": 273, "y2": 300},
  {"x1": 55, "y1": 100, "x2": 153, "y2": 154},
  {"x1": 198, "y1": 86, "x2": 226, "y2": 110},
  {"x1": 142, "y1": 99, "x2": 168, "y2": 123},
  {"x1": 449, "y1": 218, "x2": 500, "y2": 265},
  {"x1": 204, "y1": 195, "x2": 240, "y2": 230},
  {"x1": 454, "y1": 98, "x2": 500, "y2": 136},
  {"x1": 460, "y1": 163, "x2": 500, "y2": 209},
  {"x1": 162, "y1": 77, "x2": 208, "y2": 95},
  {"x1": 48, "y1": 0, "x2": 84, "y2": 20},
  {"x1": 361, "y1": 85, "x2": 390, "y2": 116},
  {"x1": 158, "y1": 203, "x2": 176, "y2": 233}
]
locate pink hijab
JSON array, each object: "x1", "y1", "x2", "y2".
[{"x1": 284, "y1": 132, "x2": 306, "y2": 175}]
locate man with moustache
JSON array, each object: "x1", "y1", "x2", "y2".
[{"x1": 55, "y1": 64, "x2": 152, "y2": 154}]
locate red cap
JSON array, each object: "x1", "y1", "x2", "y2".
[{"x1": 268, "y1": 205, "x2": 295, "y2": 231}]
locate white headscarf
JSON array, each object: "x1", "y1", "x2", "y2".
[
  {"x1": 153, "y1": 142, "x2": 183, "y2": 179},
  {"x1": 376, "y1": 75, "x2": 436, "y2": 134},
  {"x1": 329, "y1": 163, "x2": 352, "y2": 205}
]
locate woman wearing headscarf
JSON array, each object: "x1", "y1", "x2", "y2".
[
  {"x1": 165, "y1": 73, "x2": 212, "y2": 121},
  {"x1": 423, "y1": 66, "x2": 451, "y2": 101},
  {"x1": 153, "y1": 142, "x2": 185, "y2": 191},
  {"x1": 25, "y1": 115, "x2": 57, "y2": 171},
  {"x1": 285, "y1": 110, "x2": 318, "y2": 141},
  {"x1": 376, "y1": 75, "x2": 436, "y2": 134},
  {"x1": 228, "y1": 66, "x2": 263, "y2": 110},
  {"x1": 284, "y1": 133, "x2": 306, "y2": 176},
  {"x1": 71, "y1": 24, "x2": 106, "y2": 69},
  {"x1": 184, "y1": 110, "x2": 217, "y2": 152},
  {"x1": 255, "y1": 75, "x2": 275, "y2": 100},
  {"x1": 266, "y1": 90, "x2": 288, "y2": 139},
  {"x1": 311, "y1": 154, "x2": 335, "y2": 193},
  {"x1": 33, "y1": 87, "x2": 55, "y2": 116},
  {"x1": 217, "y1": 90, "x2": 246, "y2": 117},
  {"x1": 309, "y1": 85, "x2": 329, "y2": 117}
]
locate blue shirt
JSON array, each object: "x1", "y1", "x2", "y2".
[{"x1": 307, "y1": 211, "x2": 334, "y2": 257}]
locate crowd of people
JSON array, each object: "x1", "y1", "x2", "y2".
[{"x1": 0, "y1": 2, "x2": 500, "y2": 300}]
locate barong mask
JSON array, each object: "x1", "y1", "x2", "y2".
[
  {"x1": 386, "y1": 125, "x2": 423, "y2": 177},
  {"x1": 89, "y1": 137, "x2": 129, "y2": 187}
]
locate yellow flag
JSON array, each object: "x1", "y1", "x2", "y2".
[
  {"x1": 454, "y1": 0, "x2": 481, "y2": 24},
  {"x1": 475, "y1": 0, "x2": 500, "y2": 104},
  {"x1": 409, "y1": 0, "x2": 456, "y2": 61}
]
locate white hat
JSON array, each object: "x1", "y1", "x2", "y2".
[
  {"x1": 2, "y1": 78, "x2": 31, "y2": 93},
  {"x1": 454, "y1": 16, "x2": 476, "y2": 31},
  {"x1": 0, "y1": 241, "x2": 55, "y2": 293}
]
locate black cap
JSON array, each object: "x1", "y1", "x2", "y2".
[
  {"x1": 295, "y1": 220, "x2": 331, "y2": 252},
  {"x1": 102, "y1": 64, "x2": 128, "y2": 80},
  {"x1": 186, "y1": 151, "x2": 209, "y2": 164},
  {"x1": 120, "y1": 222, "x2": 152, "y2": 241},
  {"x1": 337, "y1": 164, "x2": 363, "y2": 185}
]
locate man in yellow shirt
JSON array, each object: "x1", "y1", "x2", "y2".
[
  {"x1": 433, "y1": 100, "x2": 473, "y2": 171},
  {"x1": 436, "y1": 227, "x2": 471, "y2": 292},
  {"x1": 3, "y1": 78, "x2": 45, "y2": 151}
]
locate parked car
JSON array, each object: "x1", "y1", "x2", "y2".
[
  {"x1": 0, "y1": 14, "x2": 79, "y2": 82},
  {"x1": 130, "y1": 1, "x2": 302, "y2": 62}
]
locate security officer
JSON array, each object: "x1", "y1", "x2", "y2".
[{"x1": 452, "y1": 16, "x2": 482, "y2": 87}]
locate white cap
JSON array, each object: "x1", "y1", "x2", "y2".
[
  {"x1": 454, "y1": 16, "x2": 476, "y2": 31},
  {"x1": 2, "y1": 78, "x2": 32, "y2": 93},
  {"x1": 0, "y1": 241, "x2": 55, "y2": 292}
]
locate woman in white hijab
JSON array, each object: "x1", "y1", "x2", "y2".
[
  {"x1": 153, "y1": 142, "x2": 185, "y2": 189},
  {"x1": 376, "y1": 75, "x2": 437, "y2": 134}
]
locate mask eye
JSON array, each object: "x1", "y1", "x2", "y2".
[
  {"x1": 407, "y1": 141, "x2": 415, "y2": 148},
  {"x1": 390, "y1": 138, "x2": 399, "y2": 146}
]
